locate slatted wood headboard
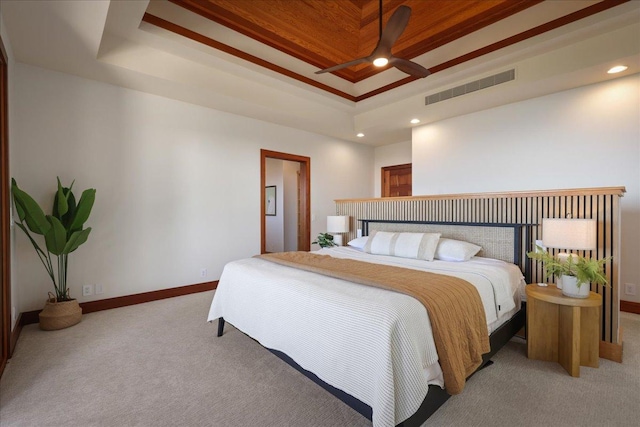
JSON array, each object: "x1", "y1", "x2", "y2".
[{"x1": 336, "y1": 187, "x2": 625, "y2": 350}]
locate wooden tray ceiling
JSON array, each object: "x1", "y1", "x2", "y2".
[
  {"x1": 166, "y1": 0, "x2": 541, "y2": 83},
  {"x1": 143, "y1": 0, "x2": 629, "y2": 101}
]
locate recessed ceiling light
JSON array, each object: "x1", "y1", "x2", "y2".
[
  {"x1": 607, "y1": 65, "x2": 628, "y2": 74},
  {"x1": 356, "y1": 133, "x2": 365, "y2": 138},
  {"x1": 410, "y1": 118, "x2": 420, "y2": 124}
]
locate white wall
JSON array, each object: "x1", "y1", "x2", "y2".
[
  {"x1": 12, "y1": 63, "x2": 374, "y2": 312},
  {"x1": 412, "y1": 74, "x2": 640, "y2": 302},
  {"x1": 373, "y1": 140, "x2": 411, "y2": 197}
]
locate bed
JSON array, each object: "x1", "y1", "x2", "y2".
[{"x1": 208, "y1": 220, "x2": 530, "y2": 427}]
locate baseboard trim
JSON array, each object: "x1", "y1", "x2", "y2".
[
  {"x1": 17, "y1": 281, "x2": 218, "y2": 328},
  {"x1": 10, "y1": 313, "x2": 23, "y2": 356},
  {"x1": 621, "y1": 300, "x2": 640, "y2": 315},
  {"x1": 80, "y1": 281, "x2": 218, "y2": 314}
]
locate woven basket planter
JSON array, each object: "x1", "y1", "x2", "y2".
[{"x1": 39, "y1": 293, "x2": 82, "y2": 331}]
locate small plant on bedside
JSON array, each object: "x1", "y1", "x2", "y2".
[
  {"x1": 526, "y1": 246, "x2": 610, "y2": 288},
  {"x1": 312, "y1": 232, "x2": 337, "y2": 248},
  {"x1": 527, "y1": 245, "x2": 610, "y2": 298}
]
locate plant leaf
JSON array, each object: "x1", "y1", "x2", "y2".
[
  {"x1": 54, "y1": 177, "x2": 69, "y2": 218},
  {"x1": 62, "y1": 190, "x2": 77, "y2": 230},
  {"x1": 14, "y1": 222, "x2": 47, "y2": 257},
  {"x1": 11, "y1": 181, "x2": 51, "y2": 235},
  {"x1": 44, "y1": 215, "x2": 67, "y2": 255},
  {"x1": 62, "y1": 228, "x2": 91, "y2": 254},
  {"x1": 69, "y1": 188, "x2": 95, "y2": 232},
  {"x1": 11, "y1": 178, "x2": 27, "y2": 221}
]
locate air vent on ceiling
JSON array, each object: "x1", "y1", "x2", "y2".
[{"x1": 425, "y1": 69, "x2": 515, "y2": 106}]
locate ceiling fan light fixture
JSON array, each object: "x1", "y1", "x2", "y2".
[
  {"x1": 373, "y1": 57, "x2": 389, "y2": 67},
  {"x1": 607, "y1": 65, "x2": 628, "y2": 74},
  {"x1": 315, "y1": 4, "x2": 429, "y2": 78}
]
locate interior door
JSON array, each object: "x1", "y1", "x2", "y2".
[{"x1": 382, "y1": 163, "x2": 412, "y2": 197}]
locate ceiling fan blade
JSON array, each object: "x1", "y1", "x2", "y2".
[
  {"x1": 315, "y1": 57, "x2": 369, "y2": 74},
  {"x1": 389, "y1": 57, "x2": 430, "y2": 78},
  {"x1": 376, "y1": 5, "x2": 411, "y2": 53}
]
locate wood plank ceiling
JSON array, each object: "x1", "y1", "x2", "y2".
[{"x1": 143, "y1": 0, "x2": 629, "y2": 101}]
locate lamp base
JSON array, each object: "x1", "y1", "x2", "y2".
[{"x1": 332, "y1": 234, "x2": 343, "y2": 246}]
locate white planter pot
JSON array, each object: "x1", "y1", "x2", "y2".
[{"x1": 561, "y1": 275, "x2": 590, "y2": 299}]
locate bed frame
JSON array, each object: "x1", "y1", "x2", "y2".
[{"x1": 217, "y1": 220, "x2": 532, "y2": 426}]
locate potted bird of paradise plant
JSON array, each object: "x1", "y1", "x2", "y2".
[{"x1": 12, "y1": 177, "x2": 96, "y2": 330}]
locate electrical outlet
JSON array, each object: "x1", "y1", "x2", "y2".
[
  {"x1": 625, "y1": 283, "x2": 637, "y2": 296},
  {"x1": 11, "y1": 306, "x2": 16, "y2": 324},
  {"x1": 82, "y1": 284, "x2": 94, "y2": 296},
  {"x1": 95, "y1": 284, "x2": 104, "y2": 295},
  {"x1": 200, "y1": 268, "x2": 208, "y2": 278}
]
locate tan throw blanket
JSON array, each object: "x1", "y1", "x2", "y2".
[{"x1": 257, "y1": 251, "x2": 490, "y2": 395}]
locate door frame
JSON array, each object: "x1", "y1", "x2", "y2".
[
  {"x1": 260, "y1": 149, "x2": 310, "y2": 254},
  {"x1": 0, "y1": 34, "x2": 11, "y2": 376}
]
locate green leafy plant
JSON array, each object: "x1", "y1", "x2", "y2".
[
  {"x1": 527, "y1": 246, "x2": 610, "y2": 288},
  {"x1": 312, "y1": 232, "x2": 337, "y2": 248},
  {"x1": 12, "y1": 177, "x2": 96, "y2": 301}
]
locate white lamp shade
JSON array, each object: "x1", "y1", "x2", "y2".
[
  {"x1": 327, "y1": 216, "x2": 350, "y2": 233},
  {"x1": 542, "y1": 218, "x2": 596, "y2": 250}
]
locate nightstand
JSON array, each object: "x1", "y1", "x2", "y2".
[{"x1": 525, "y1": 284, "x2": 602, "y2": 377}]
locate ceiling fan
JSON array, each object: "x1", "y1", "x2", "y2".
[{"x1": 315, "y1": 0, "x2": 430, "y2": 78}]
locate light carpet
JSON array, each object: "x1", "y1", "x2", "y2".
[{"x1": 1, "y1": 291, "x2": 638, "y2": 426}]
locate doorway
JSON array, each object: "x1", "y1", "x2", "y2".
[
  {"x1": 382, "y1": 163, "x2": 412, "y2": 197},
  {"x1": 264, "y1": 158, "x2": 299, "y2": 252},
  {"x1": 260, "y1": 150, "x2": 310, "y2": 254}
]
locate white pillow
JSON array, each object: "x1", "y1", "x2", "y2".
[
  {"x1": 347, "y1": 236, "x2": 369, "y2": 250},
  {"x1": 434, "y1": 238, "x2": 482, "y2": 262},
  {"x1": 363, "y1": 231, "x2": 441, "y2": 261}
]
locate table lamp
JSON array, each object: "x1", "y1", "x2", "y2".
[{"x1": 327, "y1": 216, "x2": 350, "y2": 246}]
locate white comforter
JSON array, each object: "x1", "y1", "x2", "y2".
[{"x1": 207, "y1": 248, "x2": 525, "y2": 427}]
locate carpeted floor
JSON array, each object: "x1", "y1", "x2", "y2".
[{"x1": 1, "y1": 291, "x2": 638, "y2": 426}]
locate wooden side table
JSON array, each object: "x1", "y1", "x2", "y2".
[{"x1": 525, "y1": 284, "x2": 602, "y2": 377}]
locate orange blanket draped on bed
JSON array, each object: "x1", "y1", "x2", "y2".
[{"x1": 258, "y1": 251, "x2": 490, "y2": 395}]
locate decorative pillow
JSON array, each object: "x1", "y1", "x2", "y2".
[
  {"x1": 363, "y1": 231, "x2": 441, "y2": 261},
  {"x1": 434, "y1": 238, "x2": 482, "y2": 262},
  {"x1": 347, "y1": 236, "x2": 369, "y2": 250}
]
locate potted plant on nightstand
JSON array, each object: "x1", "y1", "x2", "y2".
[
  {"x1": 12, "y1": 177, "x2": 96, "y2": 330},
  {"x1": 527, "y1": 247, "x2": 610, "y2": 298},
  {"x1": 312, "y1": 232, "x2": 337, "y2": 248}
]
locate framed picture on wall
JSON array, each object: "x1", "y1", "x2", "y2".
[{"x1": 265, "y1": 186, "x2": 276, "y2": 216}]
